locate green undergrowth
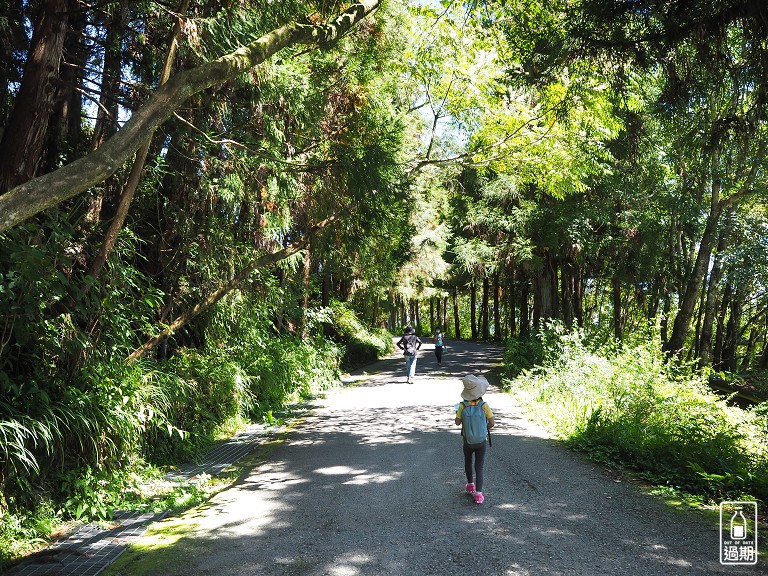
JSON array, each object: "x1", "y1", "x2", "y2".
[
  {"x1": 0, "y1": 300, "x2": 387, "y2": 569},
  {"x1": 503, "y1": 324, "x2": 768, "y2": 506},
  {"x1": 328, "y1": 301, "x2": 393, "y2": 370}
]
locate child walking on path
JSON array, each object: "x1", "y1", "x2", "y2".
[
  {"x1": 396, "y1": 326, "x2": 422, "y2": 384},
  {"x1": 433, "y1": 330, "x2": 445, "y2": 364},
  {"x1": 455, "y1": 374, "x2": 494, "y2": 504}
]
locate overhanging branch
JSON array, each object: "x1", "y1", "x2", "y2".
[
  {"x1": 0, "y1": 0, "x2": 381, "y2": 232},
  {"x1": 126, "y1": 212, "x2": 341, "y2": 363}
]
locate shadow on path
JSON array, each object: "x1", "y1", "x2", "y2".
[{"x1": 104, "y1": 339, "x2": 758, "y2": 576}]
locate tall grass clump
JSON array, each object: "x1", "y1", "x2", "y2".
[
  {"x1": 504, "y1": 324, "x2": 768, "y2": 502},
  {"x1": 208, "y1": 294, "x2": 344, "y2": 416}
]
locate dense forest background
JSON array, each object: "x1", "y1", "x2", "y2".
[{"x1": 2, "y1": 0, "x2": 768, "y2": 563}]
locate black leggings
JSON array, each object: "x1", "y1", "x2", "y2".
[{"x1": 463, "y1": 442, "x2": 487, "y2": 492}]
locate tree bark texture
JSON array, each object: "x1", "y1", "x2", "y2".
[
  {"x1": 698, "y1": 220, "x2": 730, "y2": 367},
  {"x1": 533, "y1": 250, "x2": 556, "y2": 326},
  {"x1": 481, "y1": 276, "x2": 490, "y2": 340},
  {"x1": 507, "y1": 268, "x2": 517, "y2": 337},
  {"x1": 612, "y1": 277, "x2": 623, "y2": 341},
  {"x1": 46, "y1": 0, "x2": 88, "y2": 171},
  {"x1": 721, "y1": 285, "x2": 743, "y2": 372},
  {"x1": 0, "y1": 0, "x2": 68, "y2": 192},
  {"x1": 493, "y1": 273, "x2": 501, "y2": 340},
  {"x1": 452, "y1": 286, "x2": 461, "y2": 339},
  {"x1": 713, "y1": 281, "x2": 732, "y2": 367},
  {"x1": 470, "y1": 282, "x2": 477, "y2": 339},
  {"x1": 519, "y1": 275, "x2": 530, "y2": 337}
]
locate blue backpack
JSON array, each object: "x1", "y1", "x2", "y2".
[{"x1": 461, "y1": 401, "x2": 488, "y2": 446}]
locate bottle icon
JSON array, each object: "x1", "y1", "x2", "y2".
[{"x1": 730, "y1": 507, "x2": 747, "y2": 540}]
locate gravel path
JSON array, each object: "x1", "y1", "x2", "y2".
[{"x1": 106, "y1": 340, "x2": 761, "y2": 575}]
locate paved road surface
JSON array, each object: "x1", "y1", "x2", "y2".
[{"x1": 106, "y1": 340, "x2": 760, "y2": 575}]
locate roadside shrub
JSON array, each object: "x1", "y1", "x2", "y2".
[
  {"x1": 0, "y1": 498, "x2": 60, "y2": 567},
  {"x1": 503, "y1": 335, "x2": 545, "y2": 379},
  {"x1": 505, "y1": 325, "x2": 768, "y2": 502},
  {"x1": 244, "y1": 334, "x2": 341, "y2": 419},
  {"x1": 329, "y1": 302, "x2": 392, "y2": 369},
  {"x1": 139, "y1": 351, "x2": 253, "y2": 464}
]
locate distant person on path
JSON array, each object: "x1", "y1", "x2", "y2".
[
  {"x1": 455, "y1": 374, "x2": 494, "y2": 505},
  {"x1": 396, "y1": 326, "x2": 422, "y2": 384},
  {"x1": 433, "y1": 330, "x2": 445, "y2": 364}
]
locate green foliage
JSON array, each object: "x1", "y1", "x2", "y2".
[
  {"x1": 505, "y1": 325, "x2": 768, "y2": 502},
  {"x1": 329, "y1": 302, "x2": 393, "y2": 369},
  {"x1": 0, "y1": 0, "x2": 415, "y2": 563},
  {"x1": 60, "y1": 466, "x2": 137, "y2": 520},
  {"x1": 0, "y1": 498, "x2": 61, "y2": 567},
  {"x1": 503, "y1": 336, "x2": 545, "y2": 378},
  {"x1": 137, "y1": 351, "x2": 252, "y2": 464}
]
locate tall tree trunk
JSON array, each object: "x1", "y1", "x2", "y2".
[
  {"x1": 721, "y1": 284, "x2": 742, "y2": 372},
  {"x1": 508, "y1": 267, "x2": 517, "y2": 337},
  {"x1": 442, "y1": 296, "x2": 449, "y2": 331},
  {"x1": 0, "y1": 0, "x2": 68, "y2": 192},
  {"x1": 561, "y1": 257, "x2": 573, "y2": 328},
  {"x1": 520, "y1": 274, "x2": 530, "y2": 338},
  {"x1": 612, "y1": 276, "x2": 623, "y2": 341},
  {"x1": 470, "y1": 282, "x2": 477, "y2": 339},
  {"x1": 758, "y1": 321, "x2": 768, "y2": 370},
  {"x1": 46, "y1": 0, "x2": 88, "y2": 171},
  {"x1": 698, "y1": 225, "x2": 729, "y2": 368},
  {"x1": 662, "y1": 137, "x2": 762, "y2": 353},
  {"x1": 740, "y1": 326, "x2": 759, "y2": 372},
  {"x1": 88, "y1": 0, "x2": 189, "y2": 278},
  {"x1": 574, "y1": 265, "x2": 584, "y2": 327},
  {"x1": 692, "y1": 279, "x2": 707, "y2": 359},
  {"x1": 91, "y1": 2, "x2": 127, "y2": 150},
  {"x1": 452, "y1": 286, "x2": 461, "y2": 339},
  {"x1": 713, "y1": 282, "x2": 732, "y2": 370},
  {"x1": 551, "y1": 257, "x2": 559, "y2": 320},
  {"x1": 300, "y1": 238, "x2": 311, "y2": 337},
  {"x1": 665, "y1": 189, "x2": 722, "y2": 353},
  {"x1": 372, "y1": 294, "x2": 379, "y2": 327},
  {"x1": 493, "y1": 273, "x2": 501, "y2": 341},
  {"x1": 481, "y1": 276, "x2": 490, "y2": 340},
  {"x1": 322, "y1": 269, "x2": 331, "y2": 308},
  {"x1": 533, "y1": 251, "x2": 556, "y2": 326}
]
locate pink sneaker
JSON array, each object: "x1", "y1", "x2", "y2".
[
  {"x1": 465, "y1": 483, "x2": 475, "y2": 494},
  {"x1": 474, "y1": 491, "x2": 484, "y2": 504}
]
